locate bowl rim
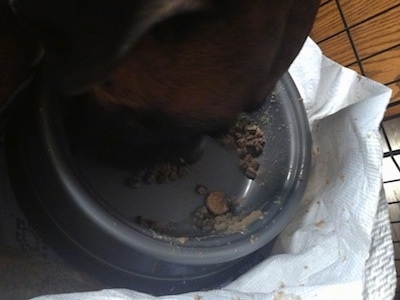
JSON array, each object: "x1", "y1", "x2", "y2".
[{"x1": 5, "y1": 72, "x2": 311, "y2": 267}]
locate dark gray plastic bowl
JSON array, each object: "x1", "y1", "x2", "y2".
[{"x1": 5, "y1": 72, "x2": 311, "y2": 295}]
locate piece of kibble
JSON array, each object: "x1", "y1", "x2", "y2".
[
  {"x1": 236, "y1": 138, "x2": 246, "y2": 148},
  {"x1": 205, "y1": 191, "x2": 230, "y2": 216},
  {"x1": 246, "y1": 143, "x2": 263, "y2": 157},
  {"x1": 245, "y1": 124, "x2": 258, "y2": 135},
  {"x1": 245, "y1": 167, "x2": 258, "y2": 180},
  {"x1": 195, "y1": 184, "x2": 208, "y2": 195},
  {"x1": 237, "y1": 148, "x2": 248, "y2": 158},
  {"x1": 243, "y1": 154, "x2": 253, "y2": 163},
  {"x1": 249, "y1": 159, "x2": 260, "y2": 171},
  {"x1": 239, "y1": 160, "x2": 249, "y2": 171}
]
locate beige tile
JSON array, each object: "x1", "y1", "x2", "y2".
[
  {"x1": 383, "y1": 119, "x2": 400, "y2": 151},
  {"x1": 387, "y1": 81, "x2": 400, "y2": 104},
  {"x1": 381, "y1": 129, "x2": 390, "y2": 153},
  {"x1": 311, "y1": 1, "x2": 345, "y2": 42},
  {"x1": 385, "y1": 105, "x2": 400, "y2": 120},
  {"x1": 361, "y1": 45, "x2": 400, "y2": 85},
  {"x1": 349, "y1": 6, "x2": 400, "y2": 59},
  {"x1": 393, "y1": 240, "x2": 400, "y2": 258},
  {"x1": 318, "y1": 32, "x2": 357, "y2": 66},
  {"x1": 395, "y1": 259, "x2": 400, "y2": 273},
  {"x1": 346, "y1": 63, "x2": 363, "y2": 75},
  {"x1": 383, "y1": 158, "x2": 400, "y2": 182},
  {"x1": 338, "y1": 0, "x2": 400, "y2": 27},
  {"x1": 389, "y1": 203, "x2": 400, "y2": 222},
  {"x1": 396, "y1": 156, "x2": 400, "y2": 168}
]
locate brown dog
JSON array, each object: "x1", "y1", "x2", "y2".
[{"x1": 8, "y1": 0, "x2": 319, "y2": 138}]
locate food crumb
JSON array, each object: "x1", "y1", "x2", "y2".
[
  {"x1": 195, "y1": 184, "x2": 208, "y2": 195},
  {"x1": 250, "y1": 235, "x2": 258, "y2": 244},
  {"x1": 315, "y1": 220, "x2": 325, "y2": 228},
  {"x1": 192, "y1": 191, "x2": 263, "y2": 235},
  {"x1": 226, "y1": 210, "x2": 263, "y2": 233},
  {"x1": 127, "y1": 161, "x2": 189, "y2": 188},
  {"x1": 176, "y1": 237, "x2": 189, "y2": 245}
]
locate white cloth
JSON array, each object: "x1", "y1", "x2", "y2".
[{"x1": 31, "y1": 38, "x2": 396, "y2": 300}]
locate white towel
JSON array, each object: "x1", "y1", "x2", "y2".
[{"x1": 26, "y1": 38, "x2": 397, "y2": 300}]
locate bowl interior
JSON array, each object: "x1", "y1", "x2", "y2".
[
  {"x1": 60, "y1": 73, "x2": 310, "y2": 251},
  {"x1": 5, "y1": 72, "x2": 311, "y2": 293}
]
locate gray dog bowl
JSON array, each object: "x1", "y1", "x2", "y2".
[{"x1": 5, "y1": 72, "x2": 311, "y2": 295}]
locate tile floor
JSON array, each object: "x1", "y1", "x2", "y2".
[
  {"x1": 311, "y1": 0, "x2": 400, "y2": 120},
  {"x1": 381, "y1": 117, "x2": 400, "y2": 297}
]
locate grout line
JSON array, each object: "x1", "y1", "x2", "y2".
[
  {"x1": 316, "y1": 3, "x2": 400, "y2": 63},
  {"x1": 320, "y1": 0, "x2": 333, "y2": 8},
  {"x1": 388, "y1": 202, "x2": 400, "y2": 205},
  {"x1": 392, "y1": 156, "x2": 400, "y2": 173},
  {"x1": 384, "y1": 150, "x2": 400, "y2": 158},
  {"x1": 334, "y1": 0, "x2": 366, "y2": 75},
  {"x1": 315, "y1": 4, "x2": 400, "y2": 46},
  {"x1": 384, "y1": 114, "x2": 400, "y2": 122},
  {"x1": 315, "y1": 30, "x2": 347, "y2": 44},
  {"x1": 384, "y1": 179, "x2": 400, "y2": 184},
  {"x1": 340, "y1": 3, "x2": 400, "y2": 31},
  {"x1": 388, "y1": 102, "x2": 400, "y2": 108},
  {"x1": 381, "y1": 124, "x2": 394, "y2": 152},
  {"x1": 386, "y1": 79, "x2": 400, "y2": 86},
  {"x1": 344, "y1": 43, "x2": 400, "y2": 68}
]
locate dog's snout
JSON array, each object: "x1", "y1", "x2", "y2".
[{"x1": 12, "y1": 0, "x2": 319, "y2": 137}]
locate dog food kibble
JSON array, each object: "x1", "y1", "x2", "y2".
[
  {"x1": 191, "y1": 188, "x2": 264, "y2": 233},
  {"x1": 126, "y1": 115, "x2": 266, "y2": 190},
  {"x1": 244, "y1": 168, "x2": 258, "y2": 180},
  {"x1": 126, "y1": 161, "x2": 189, "y2": 188},
  {"x1": 193, "y1": 196, "x2": 264, "y2": 234},
  {"x1": 205, "y1": 191, "x2": 229, "y2": 216},
  {"x1": 249, "y1": 159, "x2": 260, "y2": 170},
  {"x1": 228, "y1": 117, "x2": 266, "y2": 180}
]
